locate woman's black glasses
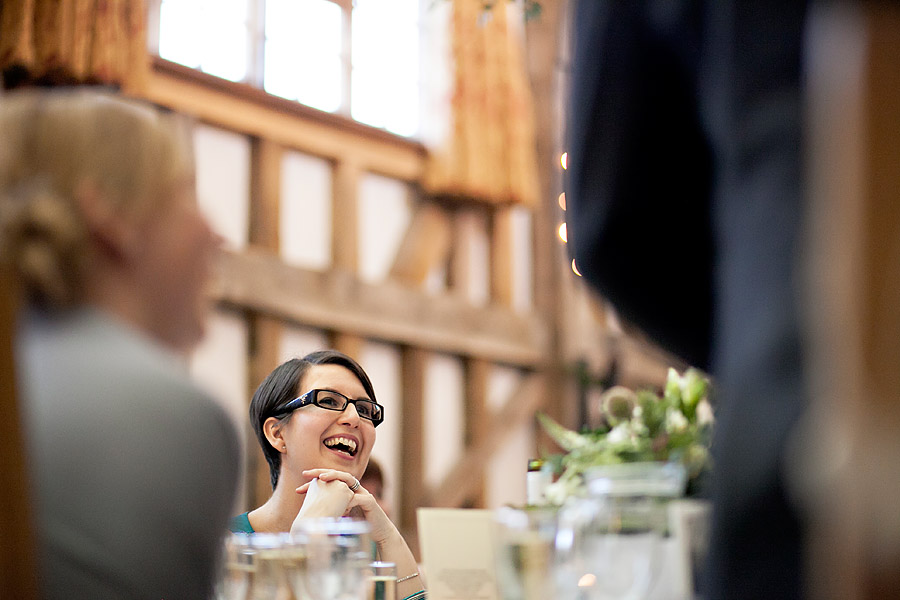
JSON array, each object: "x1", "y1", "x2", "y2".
[{"x1": 272, "y1": 389, "x2": 384, "y2": 426}]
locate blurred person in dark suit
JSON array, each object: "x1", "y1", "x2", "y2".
[{"x1": 565, "y1": 2, "x2": 809, "y2": 597}]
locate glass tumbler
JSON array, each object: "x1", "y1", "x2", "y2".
[{"x1": 367, "y1": 561, "x2": 397, "y2": 600}]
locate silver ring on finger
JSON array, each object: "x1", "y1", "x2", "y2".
[{"x1": 349, "y1": 478, "x2": 361, "y2": 492}]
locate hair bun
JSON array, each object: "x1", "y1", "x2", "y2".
[{"x1": 0, "y1": 184, "x2": 88, "y2": 309}]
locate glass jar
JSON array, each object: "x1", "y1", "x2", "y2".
[{"x1": 558, "y1": 462, "x2": 686, "y2": 600}]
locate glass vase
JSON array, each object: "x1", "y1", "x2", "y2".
[{"x1": 558, "y1": 461, "x2": 687, "y2": 600}]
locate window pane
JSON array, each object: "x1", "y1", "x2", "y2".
[
  {"x1": 265, "y1": 0, "x2": 342, "y2": 112},
  {"x1": 159, "y1": 0, "x2": 248, "y2": 82},
  {"x1": 158, "y1": 0, "x2": 203, "y2": 67},
  {"x1": 266, "y1": 42, "x2": 341, "y2": 112},
  {"x1": 351, "y1": 0, "x2": 420, "y2": 135},
  {"x1": 201, "y1": 21, "x2": 248, "y2": 82},
  {"x1": 352, "y1": 71, "x2": 418, "y2": 136}
]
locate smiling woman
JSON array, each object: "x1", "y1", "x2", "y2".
[{"x1": 231, "y1": 350, "x2": 426, "y2": 600}]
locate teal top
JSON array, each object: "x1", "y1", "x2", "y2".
[
  {"x1": 228, "y1": 512, "x2": 254, "y2": 533},
  {"x1": 226, "y1": 512, "x2": 426, "y2": 600}
]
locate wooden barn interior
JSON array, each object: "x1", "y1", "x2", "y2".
[
  {"x1": 4, "y1": 1, "x2": 900, "y2": 598},
  {"x1": 0, "y1": 0, "x2": 684, "y2": 556}
]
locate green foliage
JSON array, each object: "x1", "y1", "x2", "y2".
[{"x1": 538, "y1": 368, "x2": 714, "y2": 503}]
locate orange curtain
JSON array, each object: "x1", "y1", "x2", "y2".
[
  {"x1": 424, "y1": 0, "x2": 541, "y2": 208},
  {"x1": 0, "y1": 0, "x2": 147, "y2": 92}
]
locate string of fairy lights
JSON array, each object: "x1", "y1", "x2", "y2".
[{"x1": 558, "y1": 151, "x2": 582, "y2": 277}]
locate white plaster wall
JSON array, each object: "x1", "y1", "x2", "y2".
[
  {"x1": 359, "y1": 342, "x2": 402, "y2": 522},
  {"x1": 424, "y1": 262, "x2": 448, "y2": 296},
  {"x1": 424, "y1": 353, "x2": 465, "y2": 489},
  {"x1": 278, "y1": 325, "x2": 330, "y2": 363},
  {"x1": 486, "y1": 366, "x2": 533, "y2": 508},
  {"x1": 280, "y1": 150, "x2": 333, "y2": 270},
  {"x1": 462, "y1": 210, "x2": 490, "y2": 306},
  {"x1": 510, "y1": 207, "x2": 533, "y2": 313},
  {"x1": 190, "y1": 308, "x2": 249, "y2": 435},
  {"x1": 358, "y1": 173, "x2": 412, "y2": 283},
  {"x1": 188, "y1": 308, "x2": 250, "y2": 510},
  {"x1": 193, "y1": 124, "x2": 250, "y2": 250}
]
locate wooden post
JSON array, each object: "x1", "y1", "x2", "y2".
[
  {"x1": 523, "y1": 0, "x2": 574, "y2": 440},
  {"x1": 249, "y1": 138, "x2": 283, "y2": 250},
  {"x1": 0, "y1": 271, "x2": 39, "y2": 599},
  {"x1": 332, "y1": 159, "x2": 361, "y2": 274},
  {"x1": 804, "y1": 4, "x2": 900, "y2": 598},
  {"x1": 248, "y1": 316, "x2": 283, "y2": 505},
  {"x1": 247, "y1": 137, "x2": 285, "y2": 508},
  {"x1": 462, "y1": 357, "x2": 490, "y2": 506},
  {"x1": 489, "y1": 207, "x2": 515, "y2": 308},
  {"x1": 399, "y1": 346, "x2": 427, "y2": 558},
  {"x1": 331, "y1": 331, "x2": 363, "y2": 363}
]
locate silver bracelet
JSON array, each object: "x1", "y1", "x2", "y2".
[{"x1": 396, "y1": 572, "x2": 420, "y2": 584}]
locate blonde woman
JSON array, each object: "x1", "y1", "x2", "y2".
[{"x1": 0, "y1": 89, "x2": 240, "y2": 599}]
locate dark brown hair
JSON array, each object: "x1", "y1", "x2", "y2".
[{"x1": 249, "y1": 350, "x2": 377, "y2": 490}]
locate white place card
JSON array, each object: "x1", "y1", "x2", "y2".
[{"x1": 417, "y1": 508, "x2": 500, "y2": 600}]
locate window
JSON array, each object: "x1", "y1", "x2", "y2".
[{"x1": 150, "y1": 0, "x2": 427, "y2": 137}]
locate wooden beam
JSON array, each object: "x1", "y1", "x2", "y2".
[
  {"x1": 145, "y1": 58, "x2": 426, "y2": 182},
  {"x1": 332, "y1": 159, "x2": 360, "y2": 273},
  {"x1": 0, "y1": 271, "x2": 38, "y2": 599},
  {"x1": 399, "y1": 347, "x2": 427, "y2": 556},
  {"x1": 389, "y1": 201, "x2": 453, "y2": 286},
  {"x1": 426, "y1": 373, "x2": 544, "y2": 508},
  {"x1": 462, "y1": 358, "x2": 491, "y2": 507},
  {"x1": 210, "y1": 249, "x2": 547, "y2": 368}
]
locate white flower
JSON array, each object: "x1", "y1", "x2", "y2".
[
  {"x1": 544, "y1": 475, "x2": 584, "y2": 505},
  {"x1": 696, "y1": 398, "x2": 714, "y2": 426},
  {"x1": 606, "y1": 423, "x2": 631, "y2": 446},
  {"x1": 665, "y1": 408, "x2": 689, "y2": 434}
]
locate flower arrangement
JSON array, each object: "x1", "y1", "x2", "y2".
[{"x1": 538, "y1": 368, "x2": 714, "y2": 504}]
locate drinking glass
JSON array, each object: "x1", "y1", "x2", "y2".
[
  {"x1": 217, "y1": 532, "x2": 303, "y2": 600},
  {"x1": 367, "y1": 561, "x2": 397, "y2": 600},
  {"x1": 494, "y1": 506, "x2": 574, "y2": 600},
  {"x1": 295, "y1": 518, "x2": 372, "y2": 600}
]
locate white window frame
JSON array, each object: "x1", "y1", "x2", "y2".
[{"x1": 147, "y1": 0, "x2": 425, "y2": 133}]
